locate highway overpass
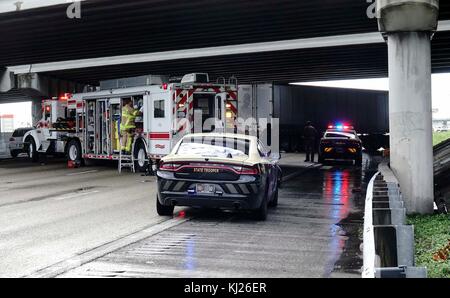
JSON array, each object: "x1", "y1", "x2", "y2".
[{"x1": 0, "y1": 0, "x2": 446, "y2": 214}]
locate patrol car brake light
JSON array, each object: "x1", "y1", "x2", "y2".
[
  {"x1": 239, "y1": 165, "x2": 259, "y2": 175},
  {"x1": 159, "y1": 162, "x2": 183, "y2": 171}
]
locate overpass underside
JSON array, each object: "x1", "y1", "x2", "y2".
[{"x1": 0, "y1": 0, "x2": 450, "y2": 85}]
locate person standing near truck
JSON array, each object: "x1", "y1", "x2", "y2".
[
  {"x1": 303, "y1": 121, "x2": 317, "y2": 162},
  {"x1": 120, "y1": 99, "x2": 141, "y2": 154}
]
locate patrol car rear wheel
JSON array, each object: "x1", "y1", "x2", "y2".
[
  {"x1": 134, "y1": 142, "x2": 148, "y2": 173},
  {"x1": 253, "y1": 184, "x2": 269, "y2": 221},
  {"x1": 268, "y1": 186, "x2": 278, "y2": 208},
  {"x1": 156, "y1": 195, "x2": 174, "y2": 216},
  {"x1": 318, "y1": 155, "x2": 324, "y2": 164}
]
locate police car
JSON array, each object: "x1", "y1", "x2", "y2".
[
  {"x1": 318, "y1": 124, "x2": 363, "y2": 166},
  {"x1": 156, "y1": 133, "x2": 282, "y2": 220}
]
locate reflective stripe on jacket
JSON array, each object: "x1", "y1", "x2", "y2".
[{"x1": 121, "y1": 105, "x2": 139, "y2": 130}]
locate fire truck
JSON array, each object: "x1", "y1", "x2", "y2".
[
  {"x1": 24, "y1": 73, "x2": 278, "y2": 173},
  {"x1": 72, "y1": 73, "x2": 240, "y2": 172}
]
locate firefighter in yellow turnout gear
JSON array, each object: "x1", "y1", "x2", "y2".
[{"x1": 120, "y1": 100, "x2": 141, "y2": 154}]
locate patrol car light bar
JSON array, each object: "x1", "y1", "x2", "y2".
[{"x1": 328, "y1": 123, "x2": 353, "y2": 130}]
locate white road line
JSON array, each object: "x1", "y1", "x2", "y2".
[
  {"x1": 25, "y1": 216, "x2": 191, "y2": 278},
  {"x1": 321, "y1": 166, "x2": 333, "y2": 170},
  {"x1": 66, "y1": 170, "x2": 99, "y2": 176}
]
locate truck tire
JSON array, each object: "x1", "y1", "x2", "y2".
[
  {"x1": 268, "y1": 186, "x2": 278, "y2": 208},
  {"x1": 318, "y1": 155, "x2": 324, "y2": 164},
  {"x1": 156, "y1": 195, "x2": 174, "y2": 216},
  {"x1": 67, "y1": 140, "x2": 82, "y2": 163},
  {"x1": 10, "y1": 150, "x2": 19, "y2": 158},
  {"x1": 254, "y1": 185, "x2": 268, "y2": 220},
  {"x1": 134, "y1": 141, "x2": 149, "y2": 173},
  {"x1": 26, "y1": 137, "x2": 39, "y2": 163},
  {"x1": 355, "y1": 154, "x2": 363, "y2": 166}
]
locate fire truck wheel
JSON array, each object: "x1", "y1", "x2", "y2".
[
  {"x1": 134, "y1": 141, "x2": 148, "y2": 173},
  {"x1": 67, "y1": 140, "x2": 82, "y2": 163},
  {"x1": 26, "y1": 137, "x2": 39, "y2": 163}
]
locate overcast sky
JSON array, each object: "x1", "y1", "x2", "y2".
[{"x1": 294, "y1": 74, "x2": 450, "y2": 120}]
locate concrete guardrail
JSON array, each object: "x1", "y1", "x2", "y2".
[{"x1": 362, "y1": 163, "x2": 427, "y2": 278}]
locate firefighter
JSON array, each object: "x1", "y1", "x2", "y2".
[
  {"x1": 120, "y1": 99, "x2": 141, "y2": 154},
  {"x1": 303, "y1": 121, "x2": 317, "y2": 162}
]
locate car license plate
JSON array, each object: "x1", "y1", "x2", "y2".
[
  {"x1": 336, "y1": 148, "x2": 344, "y2": 153},
  {"x1": 196, "y1": 184, "x2": 215, "y2": 194}
]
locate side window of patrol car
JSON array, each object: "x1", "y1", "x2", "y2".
[{"x1": 154, "y1": 100, "x2": 165, "y2": 118}]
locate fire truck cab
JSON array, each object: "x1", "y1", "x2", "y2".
[{"x1": 65, "y1": 73, "x2": 238, "y2": 172}]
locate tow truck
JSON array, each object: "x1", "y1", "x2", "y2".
[{"x1": 23, "y1": 94, "x2": 76, "y2": 162}]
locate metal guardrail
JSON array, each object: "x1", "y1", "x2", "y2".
[
  {"x1": 433, "y1": 138, "x2": 450, "y2": 213},
  {"x1": 362, "y1": 163, "x2": 427, "y2": 278},
  {"x1": 362, "y1": 171, "x2": 379, "y2": 278},
  {"x1": 434, "y1": 138, "x2": 450, "y2": 177}
]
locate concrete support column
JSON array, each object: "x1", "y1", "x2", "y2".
[
  {"x1": 377, "y1": 0, "x2": 438, "y2": 214},
  {"x1": 0, "y1": 69, "x2": 14, "y2": 92},
  {"x1": 388, "y1": 32, "x2": 434, "y2": 213}
]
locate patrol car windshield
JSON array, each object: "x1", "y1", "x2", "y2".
[
  {"x1": 177, "y1": 136, "x2": 250, "y2": 158},
  {"x1": 324, "y1": 131, "x2": 357, "y2": 139}
]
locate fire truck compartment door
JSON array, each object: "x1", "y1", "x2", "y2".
[
  {"x1": 148, "y1": 92, "x2": 171, "y2": 156},
  {"x1": 256, "y1": 83, "x2": 279, "y2": 159},
  {"x1": 214, "y1": 93, "x2": 227, "y2": 133}
]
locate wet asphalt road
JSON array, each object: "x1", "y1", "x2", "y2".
[
  {"x1": 0, "y1": 157, "x2": 161, "y2": 278},
  {"x1": 0, "y1": 154, "x2": 379, "y2": 278},
  {"x1": 60, "y1": 155, "x2": 380, "y2": 278}
]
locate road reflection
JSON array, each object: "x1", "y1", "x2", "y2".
[{"x1": 322, "y1": 168, "x2": 358, "y2": 276}]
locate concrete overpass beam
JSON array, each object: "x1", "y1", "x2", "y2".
[
  {"x1": 0, "y1": 69, "x2": 14, "y2": 92},
  {"x1": 377, "y1": 0, "x2": 438, "y2": 214}
]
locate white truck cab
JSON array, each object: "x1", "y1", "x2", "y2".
[{"x1": 23, "y1": 96, "x2": 75, "y2": 162}]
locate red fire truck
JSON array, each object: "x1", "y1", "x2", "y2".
[{"x1": 64, "y1": 73, "x2": 238, "y2": 172}]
